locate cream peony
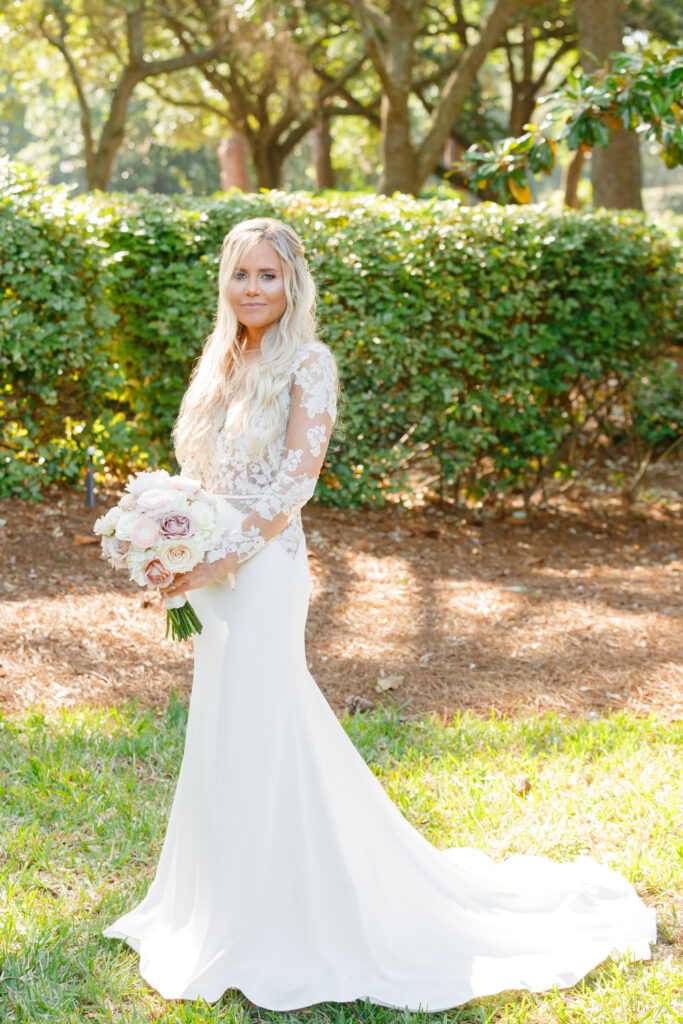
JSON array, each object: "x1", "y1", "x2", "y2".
[
  {"x1": 170, "y1": 474, "x2": 203, "y2": 495},
  {"x1": 125, "y1": 469, "x2": 173, "y2": 497},
  {"x1": 160, "y1": 491, "x2": 192, "y2": 515}
]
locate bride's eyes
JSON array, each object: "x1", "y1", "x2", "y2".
[{"x1": 233, "y1": 272, "x2": 276, "y2": 280}]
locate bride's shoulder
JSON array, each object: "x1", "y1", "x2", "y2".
[{"x1": 292, "y1": 338, "x2": 337, "y2": 373}]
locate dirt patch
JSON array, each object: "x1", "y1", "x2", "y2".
[{"x1": 1, "y1": 478, "x2": 681, "y2": 719}]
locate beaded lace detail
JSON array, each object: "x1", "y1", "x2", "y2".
[{"x1": 182, "y1": 340, "x2": 338, "y2": 566}]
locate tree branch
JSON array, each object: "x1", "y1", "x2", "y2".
[
  {"x1": 417, "y1": 0, "x2": 541, "y2": 184},
  {"x1": 532, "y1": 37, "x2": 576, "y2": 93},
  {"x1": 38, "y1": 11, "x2": 94, "y2": 175}
]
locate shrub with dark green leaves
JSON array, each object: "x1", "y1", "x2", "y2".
[
  {"x1": 626, "y1": 359, "x2": 683, "y2": 453},
  {"x1": 1, "y1": 160, "x2": 681, "y2": 506},
  {"x1": 0, "y1": 162, "x2": 121, "y2": 498}
]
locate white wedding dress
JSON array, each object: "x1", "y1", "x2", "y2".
[{"x1": 103, "y1": 339, "x2": 656, "y2": 1011}]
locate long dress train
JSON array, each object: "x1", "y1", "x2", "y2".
[{"x1": 103, "y1": 340, "x2": 656, "y2": 1011}]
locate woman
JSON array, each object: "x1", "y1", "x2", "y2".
[{"x1": 103, "y1": 216, "x2": 656, "y2": 1012}]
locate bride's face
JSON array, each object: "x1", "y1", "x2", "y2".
[{"x1": 227, "y1": 240, "x2": 287, "y2": 333}]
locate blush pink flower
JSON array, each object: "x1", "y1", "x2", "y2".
[
  {"x1": 136, "y1": 488, "x2": 174, "y2": 513},
  {"x1": 158, "y1": 513, "x2": 195, "y2": 539},
  {"x1": 143, "y1": 558, "x2": 174, "y2": 588},
  {"x1": 102, "y1": 535, "x2": 130, "y2": 568},
  {"x1": 131, "y1": 517, "x2": 161, "y2": 548}
]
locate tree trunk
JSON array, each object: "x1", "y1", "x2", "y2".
[
  {"x1": 88, "y1": 69, "x2": 142, "y2": 190},
  {"x1": 217, "y1": 134, "x2": 253, "y2": 191},
  {"x1": 377, "y1": 0, "x2": 420, "y2": 196},
  {"x1": 575, "y1": 0, "x2": 642, "y2": 210},
  {"x1": 312, "y1": 110, "x2": 336, "y2": 190},
  {"x1": 380, "y1": 89, "x2": 419, "y2": 194},
  {"x1": 563, "y1": 146, "x2": 585, "y2": 208},
  {"x1": 250, "y1": 141, "x2": 285, "y2": 190},
  {"x1": 508, "y1": 21, "x2": 536, "y2": 136}
]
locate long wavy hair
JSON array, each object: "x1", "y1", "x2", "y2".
[{"x1": 172, "y1": 217, "x2": 320, "y2": 479}]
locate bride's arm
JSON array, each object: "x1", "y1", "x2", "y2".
[{"x1": 206, "y1": 343, "x2": 338, "y2": 572}]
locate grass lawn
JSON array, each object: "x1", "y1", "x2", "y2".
[{"x1": 1, "y1": 697, "x2": 681, "y2": 1023}]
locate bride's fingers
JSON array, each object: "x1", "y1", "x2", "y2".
[{"x1": 168, "y1": 572, "x2": 192, "y2": 594}]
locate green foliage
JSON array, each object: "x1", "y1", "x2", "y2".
[
  {"x1": 1, "y1": 159, "x2": 681, "y2": 507},
  {"x1": 0, "y1": 161, "x2": 127, "y2": 498},
  {"x1": 627, "y1": 359, "x2": 683, "y2": 451},
  {"x1": 0, "y1": 701, "x2": 681, "y2": 1022},
  {"x1": 454, "y1": 46, "x2": 683, "y2": 202}
]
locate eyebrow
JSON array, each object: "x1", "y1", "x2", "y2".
[{"x1": 236, "y1": 266, "x2": 279, "y2": 272}]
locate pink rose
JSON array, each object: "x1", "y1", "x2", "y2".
[
  {"x1": 158, "y1": 513, "x2": 195, "y2": 539},
  {"x1": 131, "y1": 517, "x2": 160, "y2": 548},
  {"x1": 143, "y1": 559, "x2": 174, "y2": 588},
  {"x1": 102, "y1": 535, "x2": 130, "y2": 568}
]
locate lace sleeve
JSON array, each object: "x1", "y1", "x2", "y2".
[{"x1": 205, "y1": 343, "x2": 338, "y2": 568}]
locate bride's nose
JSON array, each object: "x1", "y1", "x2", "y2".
[{"x1": 245, "y1": 278, "x2": 262, "y2": 295}]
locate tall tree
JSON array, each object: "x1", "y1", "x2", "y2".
[
  {"x1": 154, "y1": 0, "x2": 379, "y2": 190},
  {"x1": 575, "y1": 0, "x2": 642, "y2": 209},
  {"x1": 344, "y1": 0, "x2": 545, "y2": 196},
  {"x1": 503, "y1": 4, "x2": 576, "y2": 135},
  {"x1": 35, "y1": 1, "x2": 230, "y2": 190}
]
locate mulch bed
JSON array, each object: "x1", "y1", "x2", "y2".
[{"x1": 1, "y1": 469, "x2": 681, "y2": 720}]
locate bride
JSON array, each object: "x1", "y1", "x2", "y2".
[{"x1": 103, "y1": 216, "x2": 656, "y2": 1012}]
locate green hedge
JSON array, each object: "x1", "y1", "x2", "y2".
[
  {"x1": 0, "y1": 163, "x2": 124, "y2": 499},
  {"x1": 1, "y1": 159, "x2": 681, "y2": 506}
]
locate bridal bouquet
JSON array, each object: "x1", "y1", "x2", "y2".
[{"x1": 93, "y1": 469, "x2": 228, "y2": 641}]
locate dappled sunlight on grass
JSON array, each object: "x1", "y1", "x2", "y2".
[{"x1": 1, "y1": 700, "x2": 681, "y2": 1022}]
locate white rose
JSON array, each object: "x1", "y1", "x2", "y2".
[
  {"x1": 126, "y1": 547, "x2": 148, "y2": 584},
  {"x1": 114, "y1": 510, "x2": 142, "y2": 541},
  {"x1": 158, "y1": 540, "x2": 199, "y2": 574},
  {"x1": 136, "y1": 488, "x2": 175, "y2": 513},
  {"x1": 94, "y1": 506, "x2": 122, "y2": 537},
  {"x1": 163, "y1": 492, "x2": 191, "y2": 515},
  {"x1": 190, "y1": 500, "x2": 218, "y2": 532}
]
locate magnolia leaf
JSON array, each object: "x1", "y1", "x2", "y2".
[{"x1": 508, "y1": 178, "x2": 531, "y2": 204}]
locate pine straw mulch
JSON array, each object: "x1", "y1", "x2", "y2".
[{"x1": 1, "y1": 466, "x2": 681, "y2": 722}]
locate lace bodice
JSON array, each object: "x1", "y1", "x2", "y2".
[{"x1": 181, "y1": 339, "x2": 338, "y2": 568}]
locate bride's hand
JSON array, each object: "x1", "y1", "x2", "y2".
[{"x1": 161, "y1": 554, "x2": 239, "y2": 600}]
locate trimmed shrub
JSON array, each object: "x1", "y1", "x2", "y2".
[
  {"x1": 0, "y1": 163, "x2": 120, "y2": 498},
  {"x1": 1, "y1": 160, "x2": 681, "y2": 506}
]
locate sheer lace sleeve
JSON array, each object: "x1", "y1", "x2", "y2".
[{"x1": 205, "y1": 343, "x2": 338, "y2": 568}]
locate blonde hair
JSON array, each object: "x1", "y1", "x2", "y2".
[{"x1": 172, "y1": 217, "x2": 319, "y2": 478}]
